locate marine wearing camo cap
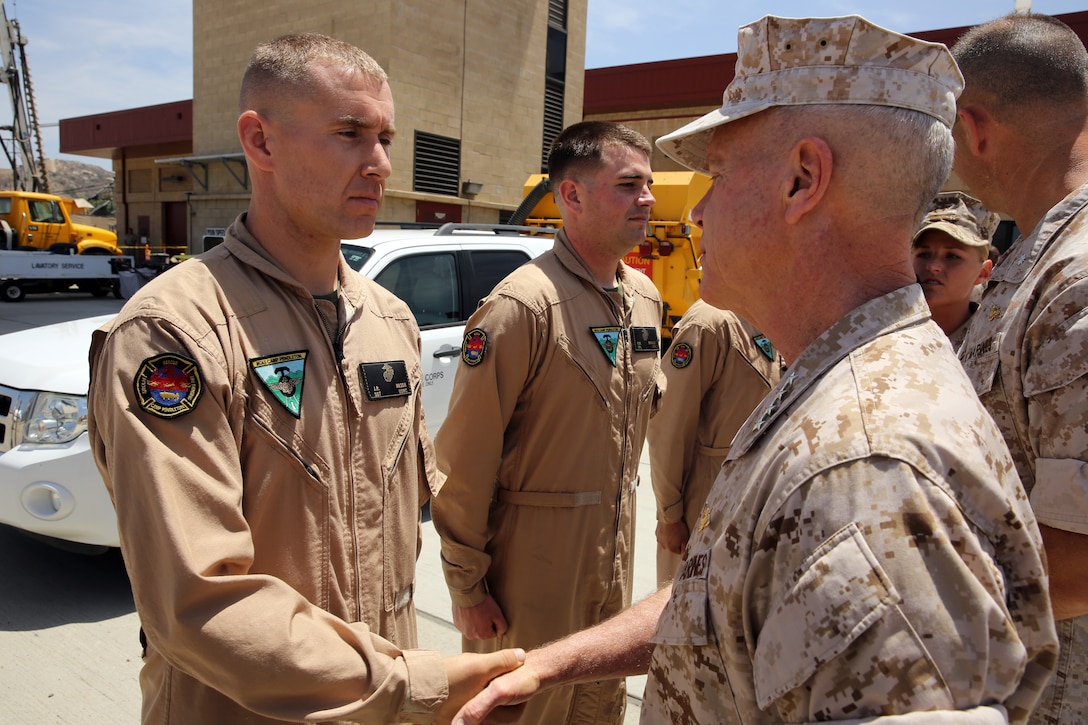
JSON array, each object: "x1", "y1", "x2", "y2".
[
  {"x1": 913, "y1": 190, "x2": 999, "y2": 251},
  {"x1": 658, "y1": 15, "x2": 965, "y2": 173},
  {"x1": 641, "y1": 14, "x2": 1056, "y2": 725},
  {"x1": 451, "y1": 15, "x2": 1058, "y2": 725}
]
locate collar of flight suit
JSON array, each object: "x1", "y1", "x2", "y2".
[
  {"x1": 552, "y1": 227, "x2": 654, "y2": 316},
  {"x1": 221, "y1": 213, "x2": 370, "y2": 313}
]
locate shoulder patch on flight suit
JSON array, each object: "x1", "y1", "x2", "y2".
[
  {"x1": 753, "y1": 334, "x2": 775, "y2": 361},
  {"x1": 360, "y1": 360, "x2": 412, "y2": 400},
  {"x1": 133, "y1": 353, "x2": 204, "y2": 419},
  {"x1": 630, "y1": 326, "x2": 660, "y2": 353},
  {"x1": 462, "y1": 328, "x2": 487, "y2": 366},
  {"x1": 250, "y1": 351, "x2": 307, "y2": 418},
  {"x1": 671, "y1": 342, "x2": 693, "y2": 368},
  {"x1": 590, "y1": 326, "x2": 623, "y2": 366}
]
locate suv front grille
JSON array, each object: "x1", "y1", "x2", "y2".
[{"x1": 0, "y1": 385, "x2": 34, "y2": 452}]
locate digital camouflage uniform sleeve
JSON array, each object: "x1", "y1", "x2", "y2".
[{"x1": 1021, "y1": 272, "x2": 1088, "y2": 534}]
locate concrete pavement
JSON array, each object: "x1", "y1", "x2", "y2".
[{"x1": 0, "y1": 292, "x2": 663, "y2": 723}]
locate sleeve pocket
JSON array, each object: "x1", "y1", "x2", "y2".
[{"x1": 753, "y1": 523, "x2": 901, "y2": 709}]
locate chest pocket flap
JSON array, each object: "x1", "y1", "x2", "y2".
[
  {"x1": 752, "y1": 523, "x2": 901, "y2": 709},
  {"x1": 650, "y1": 556, "x2": 711, "y2": 647},
  {"x1": 1024, "y1": 306, "x2": 1088, "y2": 396}
]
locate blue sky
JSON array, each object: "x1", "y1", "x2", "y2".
[{"x1": 3, "y1": 0, "x2": 1085, "y2": 170}]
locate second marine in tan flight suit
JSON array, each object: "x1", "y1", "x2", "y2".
[{"x1": 432, "y1": 121, "x2": 664, "y2": 725}]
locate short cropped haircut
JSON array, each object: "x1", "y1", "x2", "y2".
[
  {"x1": 952, "y1": 14, "x2": 1088, "y2": 116},
  {"x1": 239, "y1": 33, "x2": 387, "y2": 114},
  {"x1": 547, "y1": 121, "x2": 652, "y2": 185}
]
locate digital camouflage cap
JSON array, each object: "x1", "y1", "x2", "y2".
[
  {"x1": 912, "y1": 191, "x2": 999, "y2": 251},
  {"x1": 657, "y1": 15, "x2": 965, "y2": 174}
]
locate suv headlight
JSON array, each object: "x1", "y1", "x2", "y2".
[{"x1": 23, "y1": 393, "x2": 87, "y2": 444}]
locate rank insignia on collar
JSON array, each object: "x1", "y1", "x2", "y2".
[
  {"x1": 134, "y1": 353, "x2": 204, "y2": 419},
  {"x1": 630, "y1": 326, "x2": 660, "y2": 353},
  {"x1": 590, "y1": 326, "x2": 623, "y2": 366},
  {"x1": 361, "y1": 360, "x2": 412, "y2": 400},
  {"x1": 753, "y1": 334, "x2": 775, "y2": 361},
  {"x1": 671, "y1": 342, "x2": 693, "y2": 368},
  {"x1": 988, "y1": 304, "x2": 1003, "y2": 321},
  {"x1": 462, "y1": 328, "x2": 487, "y2": 366},
  {"x1": 250, "y1": 351, "x2": 307, "y2": 418}
]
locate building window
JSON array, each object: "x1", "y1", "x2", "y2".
[
  {"x1": 542, "y1": 79, "x2": 565, "y2": 171},
  {"x1": 541, "y1": 0, "x2": 568, "y2": 173},
  {"x1": 414, "y1": 131, "x2": 461, "y2": 196},
  {"x1": 547, "y1": 0, "x2": 566, "y2": 28}
]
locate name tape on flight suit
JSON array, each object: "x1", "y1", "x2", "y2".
[{"x1": 360, "y1": 360, "x2": 411, "y2": 400}]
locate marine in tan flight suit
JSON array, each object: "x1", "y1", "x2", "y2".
[
  {"x1": 87, "y1": 33, "x2": 518, "y2": 724},
  {"x1": 648, "y1": 299, "x2": 784, "y2": 586},
  {"x1": 432, "y1": 121, "x2": 663, "y2": 725}
]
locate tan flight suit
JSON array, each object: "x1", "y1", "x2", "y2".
[
  {"x1": 959, "y1": 181, "x2": 1088, "y2": 724},
  {"x1": 643, "y1": 286, "x2": 1057, "y2": 724},
  {"x1": 87, "y1": 215, "x2": 447, "y2": 724},
  {"x1": 432, "y1": 229, "x2": 663, "y2": 725},
  {"x1": 648, "y1": 299, "x2": 784, "y2": 586}
]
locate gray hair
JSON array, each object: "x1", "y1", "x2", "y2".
[{"x1": 770, "y1": 104, "x2": 953, "y2": 224}]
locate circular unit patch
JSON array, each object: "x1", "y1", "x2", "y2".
[
  {"x1": 134, "y1": 353, "x2": 204, "y2": 419},
  {"x1": 462, "y1": 328, "x2": 488, "y2": 366},
  {"x1": 670, "y1": 342, "x2": 693, "y2": 369}
]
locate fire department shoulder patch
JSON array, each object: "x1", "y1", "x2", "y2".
[
  {"x1": 671, "y1": 342, "x2": 693, "y2": 369},
  {"x1": 134, "y1": 353, "x2": 204, "y2": 419},
  {"x1": 462, "y1": 328, "x2": 488, "y2": 366}
]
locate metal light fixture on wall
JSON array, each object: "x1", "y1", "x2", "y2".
[{"x1": 461, "y1": 180, "x2": 483, "y2": 197}]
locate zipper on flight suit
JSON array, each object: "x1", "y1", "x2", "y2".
[
  {"x1": 314, "y1": 296, "x2": 365, "y2": 616},
  {"x1": 601, "y1": 283, "x2": 632, "y2": 600}
]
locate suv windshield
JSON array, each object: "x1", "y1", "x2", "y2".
[{"x1": 340, "y1": 244, "x2": 374, "y2": 272}]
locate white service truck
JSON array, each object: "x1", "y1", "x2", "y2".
[{"x1": 0, "y1": 248, "x2": 131, "y2": 301}]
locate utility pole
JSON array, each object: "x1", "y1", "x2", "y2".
[{"x1": 0, "y1": 2, "x2": 47, "y2": 192}]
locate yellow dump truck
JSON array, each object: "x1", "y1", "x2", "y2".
[
  {"x1": 516, "y1": 171, "x2": 711, "y2": 342},
  {"x1": 0, "y1": 191, "x2": 119, "y2": 255}
]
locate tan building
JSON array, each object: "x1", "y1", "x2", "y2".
[{"x1": 60, "y1": 0, "x2": 585, "y2": 254}]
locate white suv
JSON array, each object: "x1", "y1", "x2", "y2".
[{"x1": 0, "y1": 223, "x2": 554, "y2": 551}]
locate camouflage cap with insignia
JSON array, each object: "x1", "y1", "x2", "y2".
[
  {"x1": 912, "y1": 191, "x2": 999, "y2": 250},
  {"x1": 657, "y1": 15, "x2": 965, "y2": 174}
]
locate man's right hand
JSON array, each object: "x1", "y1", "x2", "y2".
[
  {"x1": 453, "y1": 595, "x2": 509, "y2": 640},
  {"x1": 434, "y1": 649, "x2": 525, "y2": 724},
  {"x1": 656, "y1": 519, "x2": 690, "y2": 555}
]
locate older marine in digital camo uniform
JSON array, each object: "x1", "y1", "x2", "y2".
[
  {"x1": 450, "y1": 15, "x2": 1059, "y2": 725},
  {"x1": 87, "y1": 33, "x2": 517, "y2": 724},
  {"x1": 432, "y1": 120, "x2": 664, "y2": 725},
  {"x1": 952, "y1": 13, "x2": 1088, "y2": 724},
  {"x1": 649, "y1": 299, "x2": 785, "y2": 587}
]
